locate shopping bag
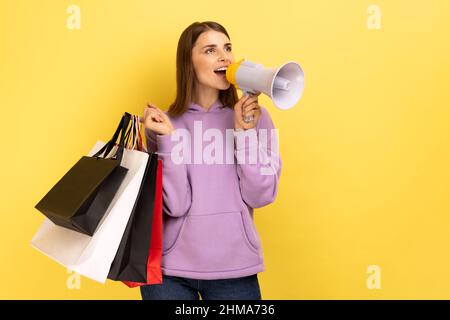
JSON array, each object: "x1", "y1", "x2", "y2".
[
  {"x1": 34, "y1": 113, "x2": 131, "y2": 236},
  {"x1": 107, "y1": 152, "x2": 158, "y2": 282},
  {"x1": 108, "y1": 114, "x2": 159, "y2": 283},
  {"x1": 31, "y1": 141, "x2": 149, "y2": 283},
  {"x1": 122, "y1": 158, "x2": 163, "y2": 287}
]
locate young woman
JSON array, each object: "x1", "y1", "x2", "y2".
[{"x1": 140, "y1": 21, "x2": 282, "y2": 300}]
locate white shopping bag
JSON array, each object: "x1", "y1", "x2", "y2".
[{"x1": 31, "y1": 141, "x2": 149, "y2": 283}]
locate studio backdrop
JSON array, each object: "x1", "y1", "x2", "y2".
[{"x1": 1, "y1": 0, "x2": 450, "y2": 299}]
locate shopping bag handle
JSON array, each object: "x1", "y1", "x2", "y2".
[
  {"x1": 123, "y1": 114, "x2": 151, "y2": 152},
  {"x1": 100, "y1": 112, "x2": 131, "y2": 159},
  {"x1": 123, "y1": 115, "x2": 136, "y2": 149},
  {"x1": 93, "y1": 112, "x2": 132, "y2": 161}
]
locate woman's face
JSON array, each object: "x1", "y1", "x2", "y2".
[{"x1": 191, "y1": 30, "x2": 235, "y2": 91}]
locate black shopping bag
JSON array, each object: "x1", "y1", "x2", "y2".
[
  {"x1": 34, "y1": 113, "x2": 132, "y2": 236},
  {"x1": 107, "y1": 151, "x2": 158, "y2": 283}
]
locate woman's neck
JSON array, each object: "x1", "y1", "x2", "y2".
[{"x1": 192, "y1": 86, "x2": 219, "y2": 111}]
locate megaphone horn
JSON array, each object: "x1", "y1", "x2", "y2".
[{"x1": 226, "y1": 59, "x2": 305, "y2": 122}]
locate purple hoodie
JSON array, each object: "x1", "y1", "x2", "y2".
[{"x1": 145, "y1": 98, "x2": 282, "y2": 280}]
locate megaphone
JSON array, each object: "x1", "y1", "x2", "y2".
[{"x1": 226, "y1": 58, "x2": 304, "y2": 122}]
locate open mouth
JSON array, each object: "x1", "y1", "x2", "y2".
[
  {"x1": 214, "y1": 66, "x2": 228, "y2": 79},
  {"x1": 214, "y1": 70, "x2": 226, "y2": 76},
  {"x1": 214, "y1": 71, "x2": 228, "y2": 83}
]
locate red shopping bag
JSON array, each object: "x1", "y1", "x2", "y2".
[{"x1": 122, "y1": 158, "x2": 163, "y2": 287}]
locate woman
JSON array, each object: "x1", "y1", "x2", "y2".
[{"x1": 140, "y1": 21, "x2": 282, "y2": 300}]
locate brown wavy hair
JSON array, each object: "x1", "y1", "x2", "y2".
[{"x1": 167, "y1": 21, "x2": 238, "y2": 118}]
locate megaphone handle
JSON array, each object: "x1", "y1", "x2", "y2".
[{"x1": 242, "y1": 91, "x2": 256, "y2": 123}]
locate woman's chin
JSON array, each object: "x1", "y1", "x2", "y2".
[{"x1": 218, "y1": 82, "x2": 231, "y2": 90}]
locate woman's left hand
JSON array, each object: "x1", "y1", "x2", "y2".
[{"x1": 234, "y1": 92, "x2": 262, "y2": 130}]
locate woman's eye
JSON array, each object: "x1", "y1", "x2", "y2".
[{"x1": 205, "y1": 47, "x2": 232, "y2": 54}]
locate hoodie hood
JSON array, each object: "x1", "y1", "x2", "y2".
[{"x1": 188, "y1": 98, "x2": 227, "y2": 113}]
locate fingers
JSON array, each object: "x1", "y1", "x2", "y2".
[
  {"x1": 143, "y1": 106, "x2": 163, "y2": 123},
  {"x1": 243, "y1": 108, "x2": 256, "y2": 119},
  {"x1": 242, "y1": 108, "x2": 258, "y2": 124},
  {"x1": 152, "y1": 111, "x2": 164, "y2": 123},
  {"x1": 247, "y1": 91, "x2": 261, "y2": 97},
  {"x1": 146, "y1": 102, "x2": 158, "y2": 108},
  {"x1": 242, "y1": 94, "x2": 259, "y2": 116},
  {"x1": 235, "y1": 97, "x2": 244, "y2": 114},
  {"x1": 241, "y1": 94, "x2": 258, "y2": 109},
  {"x1": 234, "y1": 94, "x2": 261, "y2": 126},
  {"x1": 147, "y1": 103, "x2": 169, "y2": 122},
  {"x1": 236, "y1": 94, "x2": 250, "y2": 110},
  {"x1": 235, "y1": 94, "x2": 256, "y2": 115},
  {"x1": 146, "y1": 102, "x2": 164, "y2": 115},
  {"x1": 243, "y1": 108, "x2": 262, "y2": 129},
  {"x1": 243, "y1": 101, "x2": 259, "y2": 113},
  {"x1": 146, "y1": 102, "x2": 163, "y2": 115}
]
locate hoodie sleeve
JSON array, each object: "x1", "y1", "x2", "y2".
[
  {"x1": 234, "y1": 106, "x2": 282, "y2": 208},
  {"x1": 145, "y1": 127, "x2": 192, "y2": 218}
]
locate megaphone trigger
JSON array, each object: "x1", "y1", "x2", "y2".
[{"x1": 247, "y1": 90, "x2": 261, "y2": 96}]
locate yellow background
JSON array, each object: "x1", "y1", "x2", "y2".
[{"x1": 1, "y1": 0, "x2": 449, "y2": 299}]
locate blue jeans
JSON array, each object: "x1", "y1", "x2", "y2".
[{"x1": 140, "y1": 274, "x2": 262, "y2": 300}]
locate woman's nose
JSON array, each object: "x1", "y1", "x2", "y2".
[
  {"x1": 218, "y1": 49, "x2": 231, "y2": 62},
  {"x1": 218, "y1": 53, "x2": 230, "y2": 63}
]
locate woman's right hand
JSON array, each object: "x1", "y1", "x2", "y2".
[{"x1": 140, "y1": 103, "x2": 175, "y2": 136}]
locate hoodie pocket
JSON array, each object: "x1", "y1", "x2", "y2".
[
  {"x1": 162, "y1": 214, "x2": 187, "y2": 255},
  {"x1": 240, "y1": 209, "x2": 262, "y2": 251},
  {"x1": 162, "y1": 211, "x2": 261, "y2": 272}
]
